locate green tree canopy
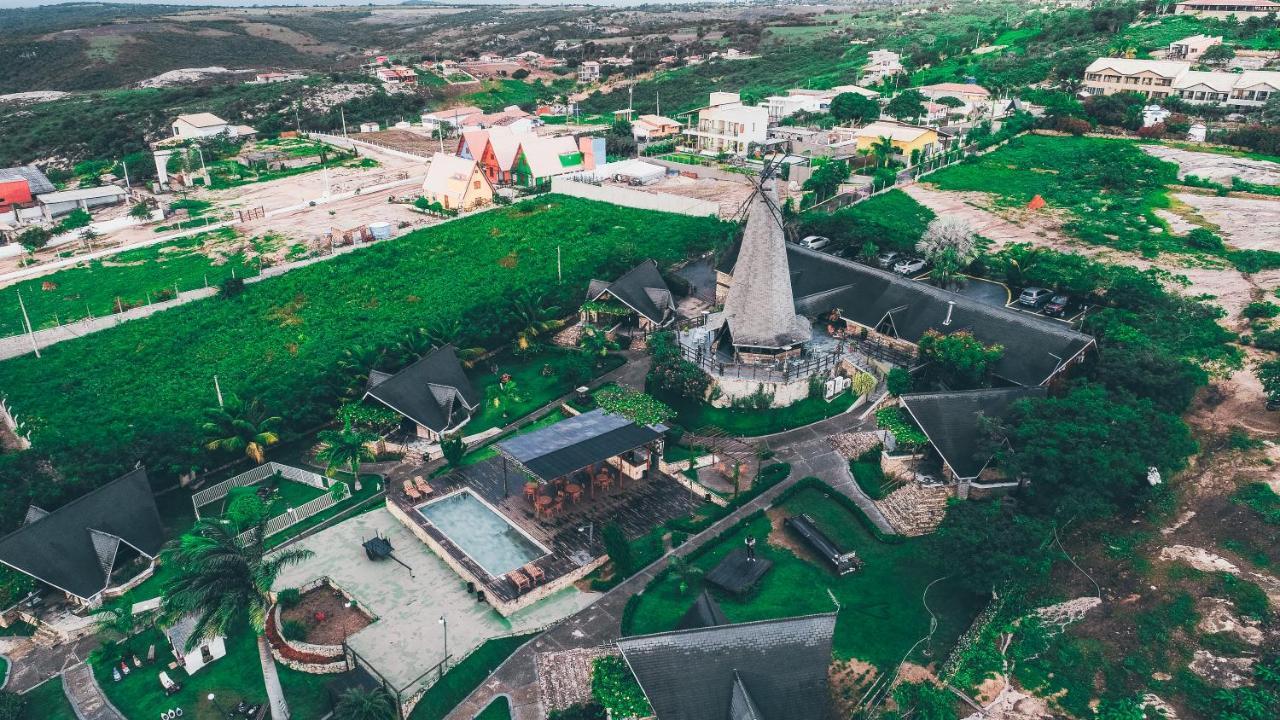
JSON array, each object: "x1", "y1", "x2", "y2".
[
  {"x1": 916, "y1": 330, "x2": 1003, "y2": 390},
  {"x1": 885, "y1": 89, "x2": 927, "y2": 123},
  {"x1": 829, "y1": 92, "x2": 880, "y2": 124},
  {"x1": 927, "y1": 499, "x2": 1052, "y2": 596},
  {"x1": 596, "y1": 386, "x2": 675, "y2": 426}
]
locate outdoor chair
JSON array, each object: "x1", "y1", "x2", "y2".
[
  {"x1": 509, "y1": 570, "x2": 532, "y2": 594},
  {"x1": 414, "y1": 476, "x2": 433, "y2": 496},
  {"x1": 403, "y1": 479, "x2": 422, "y2": 501},
  {"x1": 158, "y1": 671, "x2": 182, "y2": 696},
  {"x1": 523, "y1": 484, "x2": 537, "y2": 501},
  {"x1": 524, "y1": 563, "x2": 546, "y2": 584}
]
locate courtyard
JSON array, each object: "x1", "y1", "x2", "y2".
[{"x1": 271, "y1": 508, "x2": 594, "y2": 694}]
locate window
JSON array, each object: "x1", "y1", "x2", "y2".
[
  {"x1": 474, "y1": 180, "x2": 480, "y2": 189},
  {"x1": 200, "y1": 645, "x2": 213, "y2": 664}
]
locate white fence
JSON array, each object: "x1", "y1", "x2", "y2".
[
  {"x1": 550, "y1": 176, "x2": 719, "y2": 217},
  {"x1": 235, "y1": 482, "x2": 352, "y2": 546},
  {"x1": 192, "y1": 461, "x2": 330, "y2": 518}
]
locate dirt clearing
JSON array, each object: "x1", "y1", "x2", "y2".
[
  {"x1": 1142, "y1": 145, "x2": 1280, "y2": 186},
  {"x1": 1174, "y1": 192, "x2": 1280, "y2": 251}
]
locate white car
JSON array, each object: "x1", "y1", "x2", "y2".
[
  {"x1": 893, "y1": 257, "x2": 927, "y2": 275},
  {"x1": 797, "y1": 235, "x2": 831, "y2": 251}
]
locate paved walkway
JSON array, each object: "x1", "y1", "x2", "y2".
[
  {"x1": 62, "y1": 662, "x2": 124, "y2": 720},
  {"x1": 0, "y1": 633, "x2": 98, "y2": 694}
]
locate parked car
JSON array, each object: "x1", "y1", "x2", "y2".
[
  {"x1": 1043, "y1": 293, "x2": 1072, "y2": 317},
  {"x1": 1018, "y1": 287, "x2": 1053, "y2": 308},
  {"x1": 797, "y1": 235, "x2": 831, "y2": 251},
  {"x1": 893, "y1": 257, "x2": 928, "y2": 275},
  {"x1": 876, "y1": 250, "x2": 901, "y2": 268}
]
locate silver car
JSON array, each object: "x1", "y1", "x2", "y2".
[{"x1": 797, "y1": 235, "x2": 831, "y2": 251}]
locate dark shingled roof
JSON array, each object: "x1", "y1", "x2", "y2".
[
  {"x1": 496, "y1": 408, "x2": 664, "y2": 482},
  {"x1": 785, "y1": 247, "x2": 1094, "y2": 387},
  {"x1": 617, "y1": 613, "x2": 837, "y2": 720},
  {"x1": 900, "y1": 387, "x2": 1046, "y2": 479},
  {"x1": 677, "y1": 590, "x2": 729, "y2": 630},
  {"x1": 0, "y1": 468, "x2": 163, "y2": 602},
  {"x1": 0, "y1": 166, "x2": 55, "y2": 196},
  {"x1": 587, "y1": 259, "x2": 674, "y2": 326},
  {"x1": 363, "y1": 345, "x2": 479, "y2": 434}
]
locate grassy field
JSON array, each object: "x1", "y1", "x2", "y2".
[
  {"x1": 795, "y1": 189, "x2": 935, "y2": 256},
  {"x1": 466, "y1": 349, "x2": 625, "y2": 434},
  {"x1": 92, "y1": 626, "x2": 332, "y2": 720},
  {"x1": 18, "y1": 677, "x2": 78, "y2": 720},
  {"x1": 407, "y1": 634, "x2": 534, "y2": 720},
  {"x1": 0, "y1": 196, "x2": 730, "y2": 527},
  {"x1": 626, "y1": 483, "x2": 984, "y2": 669},
  {"x1": 0, "y1": 228, "x2": 257, "y2": 336},
  {"x1": 657, "y1": 389, "x2": 857, "y2": 437},
  {"x1": 475, "y1": 697, "x2": 512, "y2": 720}
]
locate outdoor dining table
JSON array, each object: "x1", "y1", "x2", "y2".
[
  {"x1": 566, "y1": 483, "x2": 583, "y2": 504},
  {"x1": 535, "y1": 495, "x2": 554, "y2": 518}
]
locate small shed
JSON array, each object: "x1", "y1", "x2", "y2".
[{"x1": 164, "y1": 614, "x2": 227, "y2": 675}]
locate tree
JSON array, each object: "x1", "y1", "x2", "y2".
[
  {"x1": 200, "y1": 395, "x2": 282, "y2": 464},
  {"x1": 507, "y1": 290, "x2": 565, "y2": 351},
  {"x1": 646, "y1": 332, "x2": 710, "y2": 401},
  {"x1": 596, "y1": 386, "x2": 675, "y2": 426},
  {"x1": 578, "y1": 324, "x2": 619, "y2": 360},
  {"x1": 491, "y1": 376, "x2": 526, "y2": 419},
  {"x1": 605, "y1": 120, "x2": 636, "y2": 158},
  {"x1": 129, "y1": 202, "x2": 152, "y2": 220},
  {"x1": 829, "y1": 92, "x2": 880, "y2": 124},
  {"x1": 1260, "y1": 94, "x2": 1280, "y2": 126},
  {"x1": 916, "y1": 330, "x2": 1003, "y2": 390},
  {"x1": 601, "y1": 522, "x2": 634, "y2": 575},
  {"x1": 315, "y1": 421, "x2": 376, "y2": 492},
  {"x1": 802, "y1": 158, "x2": 851, "y2": 203},
  {"x1": 161, "y1": 518, "x2": 313, "y2": 720},
  {"x1": 218, "y1": 276, "x2": 245, "y2": 298},
  {"x1": 917, "y1": 216, "x2": 978, "y2": 287},
  {"x1": 333, "y1": 687, "x2": 397, "y2": 720},
  {"x1": 591, "y1": 655, "x2": 651, "y2": 719},
  {"x1": 441, "y1": 435, "x2": 466, "y2": 467},
  {"x1": 885, "y1": 89, "x2": 927, "y2": 123},
  {"x1": 858, "y1": 240, "x2": 879, "y2": 264},
  {"x1": 999, "y1": 384, "x2": 1197, "y2": 520},
  {"x1": 936, "y1": 95, "x2": 965, "y2": 109},
  {"x1": 871, "y1": 135, "x2": 896, "y2": 168},
  {"x1": 17, "y1": 226, "x2": 50, "y2": 252},
  {"x1": 1258, "y1": 358, "x2": 1280, "y2": 403},
  {"x1": 851, "y1": 371, "x2": 877, "y2": 398},
  {"x1": 91, "y1": 599, "x2": 138, "y2": 641},
  {"x1": 1095, "y1": 345, "x2": 1207, "y2": 414},
  {"x1": 336, "y1": 344, "x2": 386, "y2": 399},
  {"x1": 1201, "y1": 43, "x2": 1236, "y2": 66},
  {"x1": 928, "y1": 499, "x2": 1051, "y2": 596},
  {"x1": 886, "y1": 367, "x2": 913, "y2": 396}
]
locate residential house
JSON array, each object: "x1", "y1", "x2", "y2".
[
  {"x1": 683, "y1": 92, "x2": 769, "y2": 155},
  {"x1": 578, "y1": 60, "x2": 601, "y2": 83},
  {"x1": 421, "y1": 106, "x2": 485, "y2": 133},
  {"x1": 362, "y1": 345, "x2": 480, "y2": 443},
  {"x1": 376, "y1": 65, "x2": 418, "y2": 88},
  {"x1": 0, "y1": 165, "x2": 53, "y2": 214},
  {"x1": 616, "y1": 612, "x2": 838, "y2": 720},
  {"x1": 463, "y1": 106, "x2": 537, "y2": 133},
  {"x1": 359, "y1": 122, "x2": 380, "y2": 133},
  {"x1": 164, "y1": 614, "x2": 227, "y2": 675},
  {"x1": 1167, "y1": 34, "x2": 1223, "y2": 61},
  {"x1": 511, "y1": 135, "x2": 601, "y2": 187},
  {"x1": 170, "y1": 113, "x2": 256, "y2": 142},
  {"x1": 762, "y1": 85, "x2": 880, "y2": 122},
  {"x1": 915, "y1": 82, "x2": 992, "y2": 106},
  {"x1": 584, "y1": 259, "x2": 677, "y2": 332},
  {"x1": 851, "y1": 120, "x2": 945, "y2": 161},
  {"x1": 861, "y1": 49, "x2": 904, "y2": 86},
  {"x1": 463, "y1": 127, "x2": 526, "y2": 185},
  {"x1": 251, "y1": 72, "x2": 304, "y2": 84},
  {"x1": 0, "y1": 468, "x2": 164, "y2": 609},
  {"x1": 631, "y1": 114, "x2": 683, "y2": 140},
  {"x1": 899, "y1": 387, "x2": 1047, "y2": 497},
  {"x1": 1083, "y1": 58, "x2": 1280, "y2": 107},
  {"x1": 421, "y1": 153, "x2": 495, "y2": 211},
  {"x1": 1143, "y1": 105, "x2": 1173, "y2": 127},
  {"x1": 1174, "y1": 0, "x2": 1280, "y2": 18},
  {"x1": 38, "y1": 186, "x2": 128, "y2": 221}
]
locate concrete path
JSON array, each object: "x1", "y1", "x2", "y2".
[
  {"x1": 62, "y1": 662, "x2": 124, "y2": 720},
  {"x1": 444, "y1": 468, "x2": 806, "y2": 720},
  {"x1": 0, "y1": 633, "x2": 98, "y2": 694}
]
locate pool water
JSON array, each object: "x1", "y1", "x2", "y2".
[{"x1": 416, "y1": 491, "x2": 548, "y2": 578}]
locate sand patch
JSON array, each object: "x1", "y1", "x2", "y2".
[{"x1": 1189, "y1": 650, "x2": 1256, "y2": 689}]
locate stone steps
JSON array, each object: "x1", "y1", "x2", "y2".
[
  {"x1": 875, "y1": 482, "x2": 950, "y2": 537},
  {"x1": 63, "y1": 662, "x2": 125, "y2": 720}
]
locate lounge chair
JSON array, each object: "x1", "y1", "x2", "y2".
[
  {"x1": 509, "y1": 570, "x2": 531, "y2": 594},
  {"x1": 414, "y1": 476, "x2": 433, "y2": 496},
  {"x1": 524, "y1": 563, "x2": 545, "y2": 584},
  {"x1": 403, "y1": 479, "x2": 422, "y2": 501},
  {"x1": 158, "y1": 671, "x2": 182, "y2": 696}
]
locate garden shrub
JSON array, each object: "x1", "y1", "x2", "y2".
[
  {"x1": 281, "y1": 619, "x2": 308, "y2": 642},
  {"x1": 590, "y1": 656, "x2": 651, "y2": 719},
  {"x1": 1243, "y1": 301, "x2": 1280, "y2": 319},
  {"x1": 851, "y1": 459, "x2": 889, "y2": 500},
  {"x1": 276, "y1": 588, "x2": 302, "y2": 609}
]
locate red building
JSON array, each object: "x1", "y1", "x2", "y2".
[{"x1": 0, "y1": 178, "x2": 32, "y2": 213}]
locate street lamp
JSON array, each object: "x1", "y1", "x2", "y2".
[
  {"x1": 438, "y1": 615, "x2": 449, "y2": 671},
  {"x1": 578, "y1": 523, "x2": 594, "y2": 546},
  {"x1": 208, "y1": 692, "x2": 229, "y2": 718}
]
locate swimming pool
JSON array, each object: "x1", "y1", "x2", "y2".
[{"x1": 416, "y1": 490, "x2": 548, "y2": 578}]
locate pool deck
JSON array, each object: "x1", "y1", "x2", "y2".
[
  {"x1": 389, "y1": 456, "x2": 698, "y2": 612},
  {"x1": 271, "y1": 508, "x2": 595, "y2": 691}
]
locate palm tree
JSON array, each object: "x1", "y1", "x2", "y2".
[
  {"x1": 872, "y1": 136, "x2": 896, "y2": 168},
  {"x1": 91, "y1": 599, "x2": 137, "y2": 642},
  {"x1": 397, "y1": 323, "x2": 484, "y2": 368},
  {"x1": 506, "y1": 290, "x2": 565, "y2": 350},
  {"x1": 161, "y1": 518, "x2": 312, "y2": 720},
  {"x1": 334, "y1": 687, "x2": 397, "y2": 720},
  {"x1": 315, "y1": 421, "x2": 377, "y2": 492},
  {"x1": 578, "y1": 324, "x2": 619, "y2": 364},
  {"x1": 336, "y1": 344, "x2": 386, "y2": 398},
  {"x1": 200, "y1": 395, "x2": 281, "y2": 464}
]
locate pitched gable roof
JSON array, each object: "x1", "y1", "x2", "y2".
[
  {"x1": 617, "y1": 613, "x2": 837, "y2": 720},
  {"x1": 786, "y1": 247, "x2": 1094, "y2": 387},
  {"x1": 587, "y1": 259, "x2": 674, "y2": 325},
  {"x1": 363, "y1": 345, "x2": 479, "y2": 433},
  {"x1": 175, "y1": 113, "x2": 229, "y2": 128},
  {"x1": 496, "y1": 408, "x2": 665, "y2": 482},
  {"x1": 487, "y1": 127, "x2": 527, "y2": 171},
  {"x1": 0, "y1": 468, "x2": 163, "y2": 602},
  {"x1": 900, "y1": 387, "x2": 1046, "y2": 479},
  {"x1": 0, "y1": 166, "x2": 55, "y2": 195},
  {"x1": 677, "y1": 590, "x2": 729, "y2": 630},
  {"x1": 457, "y1": 130, "x2": 490, "y2": 161},
  {"x1": 423, "y1": 153, "x2": 491, "y2": 206},
  {"x1": 518, "y1": 135, "x2": 584, "y2": 178}
]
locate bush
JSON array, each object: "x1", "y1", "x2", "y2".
[
  {"x1": 601, "y1": 522, "x2": 633, "y2": 576},
  {"x1": 851, "y1": 459, "x2": 889, "y2": 500},
  {"x1": 281, "y1": 619, "x2": 308, "y2": 642},
  {"x1": 591, "y1": 655, "x2": 651, "y2": 719},
  {"x1": 1243, "y1": 301, "x2": 1280, "y2": 319},
  {"x1": 218, "y1": 275, "x2": 245, "y2": 298},
  {"x1": 1185, "y1": 227, "x2": 1224, "y2": 251},
  {"x1": 277, "y1": 588, "x2": 302, "y2": 609},
  {"x1": 886, "y1": 367, "x2": 913, "y2": 396}
]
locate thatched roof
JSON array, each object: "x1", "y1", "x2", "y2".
[{"x1": 721, "y1": 182, "x2": 811, "y2": 350}]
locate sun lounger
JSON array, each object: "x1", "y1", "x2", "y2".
[
  {"x1": 523, "y1": 563, "x2": 545, "y2": 584},
  {"x1": 509, "y1": 570, "x2": 531, "y2": 594},
  {"x1": 158, "y1": 670, "x2": 182, "y2": 696},
  {"x1": 403, "y1": 479, "x2": 422, "y2": 501},
  {"x1": 414, "y1": 476, "x2": 433, "y2": 496}
]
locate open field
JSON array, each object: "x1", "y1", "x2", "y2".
[{"x1": 0, "y1": 196, "x2": 730, "y2": 532}]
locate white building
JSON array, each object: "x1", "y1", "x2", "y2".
[
  {"x1": 421, "y1": 106, "x2": 485, "y2": 133},
  {"x1": 165, "y1": 615, "x2": 226, "y2": 676},
  {"x1": 683, "y1": 92, "x2": 769, "y2": 155},
  {"x1": 578, "y1": 61, "x2": 601, "y2": 83},
  {"x1": 1142, "y1": 105, "x2": 1173, "y2": 127},
  {"x1": 37, "y1": 186, "x2": 128, "y2": 220},
  {"x1": 762, "y1": 85, "x2": 880, "y2": 122},
  {"x1": 1167, "y1": 35, "x2": 1223, "y2": 62},
  {"x1": 1083, "y1": 58, "x2": 1280, "y2": 108},
  {"x1": 170, "y1": 113, "x2": 255, "y2": 141},
  {"x1": 1174, "y1": 0, "x2": 1280, "y2": 18},
  {"x1": 861, "y1": 50, "x2": 904, "y2": 86}
]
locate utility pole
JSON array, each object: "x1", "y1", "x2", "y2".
[
  {"x1": 17, "y1": 290, "x2": 39, "y2": 358},
  {"x1": 121, "y1": 160, "x2": 131, "y2": 192},
  {"x1": 557, "y1": 246, "x2": 562, "y2": 283},
  {"x1": 340, "y1": 107, "x2": 349, "y2": 139},
  {"x1": 656, "y1": 91, "x2": 660, "y2": 117}
]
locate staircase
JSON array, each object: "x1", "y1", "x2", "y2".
[
  {"x1": 551, "y1": 323, "x2": 584, "y2": 348},
  {"x1": 63, "y1": 662, "x2": 126, "y2": 720},
  {"x1": 875, "y1": 482, "x2": 950, "y2": 537}
]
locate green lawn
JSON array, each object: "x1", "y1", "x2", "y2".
[
  {"x1": 466, "y1": 350, "x2": 625, "y2": 434},
  {"x1": 407, "y1": 634, "x2": 534, "y2": 720},
  {"x1": 658, "y1": 389, "x2": 856, "y2": 437},
  {"x1": 18, "y1": 676, "x2": 78, "y2": 720},
  {"x1": 626, "y1": 483, "x2": 984, "y2": 670},
  {"x1": 796, "y1": 189, "x2": 935, "y2": 256},
  {"x1": 475, "y1": 696, "x2": 512, "y2": 720},
  {"x1": 92, "y1": 626, "x2": 334, "y2": 720},
  {"x1": 0, "y1": 196, "x2": 730, "y2": 528},
  {"x1": 0, "y1": 227, "x2": 256, "y2": 336}
]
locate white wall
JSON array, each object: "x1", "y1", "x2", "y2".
[
  {"x1": 180, "y1": 635, "x2": 226, "y2": 675},
  {"x1": 550, "y1": 177, "x2": 718, "y2": 217}
]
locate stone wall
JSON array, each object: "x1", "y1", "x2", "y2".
[
  {"x1": 711, "y1": 374, "x2": 814, "y2": 409},
  {"x1": 267, "y1": 604, "x2": 347, "y2": 674}
]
